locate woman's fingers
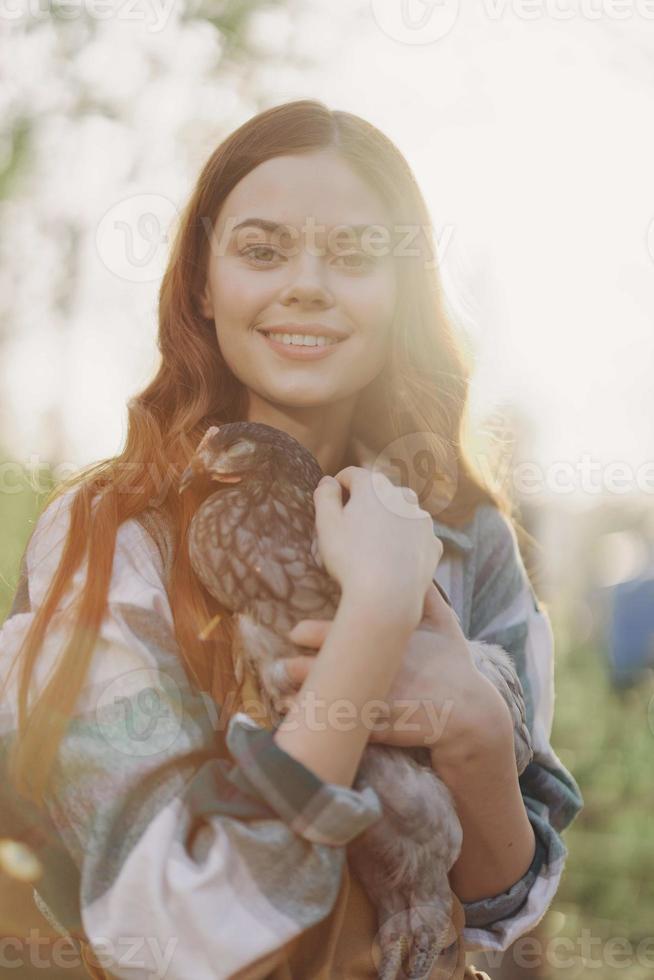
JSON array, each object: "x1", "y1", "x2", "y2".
[
  {"x1": 281, "y1": 620, "x2": 333, "y2": 692},
  {"x1": 420, "y1": 580, "x2": 449, "y2": 626},
  {"x1": 287, "y1": 618, "x2": 332, "y2": 647},
  {"x1": 330, "y1": 465, "x2": 370, "y2": 491},
  {"x1": 313, "y1": 477, "x2": 344, "y2": 538},
  {"x1": 416, "y1": 582, "x2": 456, "y2": 637},
  {"x1": 324, "y1": 465, "x2": 379, "y2": 505},
  {"x1": 278, "y1": 655, "x2": 315, "y2": 687}
]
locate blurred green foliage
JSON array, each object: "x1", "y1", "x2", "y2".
[
  {"x1": 0, "y1": 117, "x2": 31, "y2": 203},
  {"x1": 185, "y1": 0, "x2": 291, "y2": 60},
  {"x1": 548, "y1": 626, "x2": 654, "y2": 977},
  {"x1": 0, "y1": 461, "x2": 55, "y2": 623}
]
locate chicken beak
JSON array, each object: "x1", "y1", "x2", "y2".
[
  {"x1": 211, "y1": 473, "x2": 243, "y2": 484},
  {"x1": 179, "y1": 462, "x2": 243, "y2": 493},
  {"x1": 178, "y1": 464, "x2": 195, "y2": 494}
]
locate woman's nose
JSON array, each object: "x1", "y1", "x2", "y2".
[{"x1": 278, "y1": 251, "x2": 334, "y2": 306}]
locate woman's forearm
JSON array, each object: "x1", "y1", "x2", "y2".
[
  {"x1": 433, "y1": 717, "x2": 536, "y2": 903},
  {"x1": 273, "y1": 590, "x2": 415, "y2": 788}
]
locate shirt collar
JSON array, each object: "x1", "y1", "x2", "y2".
[{"x1": 430, "y1": 518, "x2": 474, "y2": 554}]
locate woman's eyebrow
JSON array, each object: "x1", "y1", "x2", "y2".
[
  {"x1": 232, "y1": 218, "x2": 282, "y2": 234},
  {"x1": 231, "y1": 217, "x2": 374, "y2": 239}
]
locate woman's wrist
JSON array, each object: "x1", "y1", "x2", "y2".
[
  {"x1": 429, "y1": 673, "x2": 513, "y2": 770},
  {"x1": 339, "y1": 581, "x2": 421, "y2": 635},
  {"x1": 432, "y1": 712, "x2": 536, "y2": 903},
  {"x1": 274, "y1": 589, "x2": 415, "y2": 787}
]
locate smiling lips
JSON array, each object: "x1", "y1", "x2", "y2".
[
  {"x1": 257, "y1": 322, "x2": 350, "y2": 342},
  {"x1": 257, "y1": 329, "x2": 346, "y2": 360}
]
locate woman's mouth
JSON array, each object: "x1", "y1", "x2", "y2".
[{"x1": 256, "y1": 330, "x2": 346, "y2": 360}]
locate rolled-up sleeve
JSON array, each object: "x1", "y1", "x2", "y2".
[
  {"x1": 0, "y1": 491, "x2": 382, "y2": 980},
  {"x1": 459, "y1": 504, "x2": 584, "y2": 953}
]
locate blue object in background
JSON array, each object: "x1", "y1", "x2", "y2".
[{"x1": 607, "y1": 575, "x2": 654, "y2": 688}]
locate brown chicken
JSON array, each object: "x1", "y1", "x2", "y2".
[{"x1": 178, "y1": 422, "x2": 533, "y2": 979}]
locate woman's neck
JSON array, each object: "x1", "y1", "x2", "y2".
[{"x1": 246, "y1": 393, "x2": 359, "y2": 477}]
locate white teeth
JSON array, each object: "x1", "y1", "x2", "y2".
[{"x1": 262, "y1": 332, "x2": 340, "y2": 347}]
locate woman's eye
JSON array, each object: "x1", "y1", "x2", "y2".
[
  {"x1": 333, "y1": 251, "x2": 375, "y2": 271},
  {"x1": 240, "y1": 245, "x2": 375, "y2": 271},
  {"x1": 242, "y1": 245, "x2": 279, "y2": 265}
]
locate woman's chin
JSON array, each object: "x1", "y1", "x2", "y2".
[{"x1": 254, "y1": 382, "x2": 346, "y2": 410}]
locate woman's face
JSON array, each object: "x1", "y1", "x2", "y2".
[{"x1": 199, "y1": 149, "x2": 398, "y2": 412}]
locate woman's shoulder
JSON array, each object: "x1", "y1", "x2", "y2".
[
  {"x1": 2, "y1": 492, "x2": 192, "y2": 744},
  {"x1": 21, "y1": 489, "x2": 172, "y2": 614},
  {"x1": 465, "y1": 501, "x2": 518, "y2": 550},
  {"x1": 432, "y1": 501, "x2": 526, "y2": 636}
]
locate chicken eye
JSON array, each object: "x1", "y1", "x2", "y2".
[{"x1": 226, "y1": 440, "x2": 256, "y2": 459}]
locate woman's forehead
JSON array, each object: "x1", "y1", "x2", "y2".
[{"x1": 217, "y1": 153, "x2": 392, "y2": 231}]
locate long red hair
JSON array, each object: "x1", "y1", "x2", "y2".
[{"x1": 5, "y1": 99, "x2": 515, "y2": 803}]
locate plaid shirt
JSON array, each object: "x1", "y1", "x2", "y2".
[{"x1": 0, "y1": 488, "x2": 583, "y2": 978}]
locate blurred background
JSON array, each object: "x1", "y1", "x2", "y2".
[{"x1": 2, "y1": 1, "x2": 654, "y2": 977}]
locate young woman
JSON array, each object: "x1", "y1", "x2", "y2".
[{"x1": 0, "y1": 100, "x2": 583, "y2": 979}]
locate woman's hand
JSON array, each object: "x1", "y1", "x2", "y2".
[
  {"x1": 283, "y1": 581, "x2": 512, "y2": 763},
  {"x1": 313, "y1": 466, "x2": 443, "y2": 632}
]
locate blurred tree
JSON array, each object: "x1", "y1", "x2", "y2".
[{"x1": 0, "y1": 0, "x2": 309, "y2": 469}]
